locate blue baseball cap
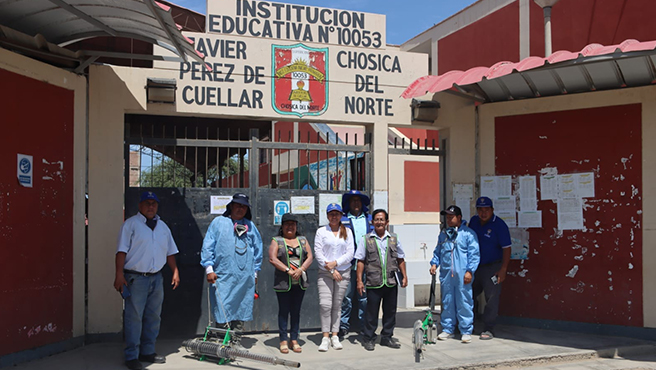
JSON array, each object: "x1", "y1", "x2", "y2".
[
  {"x1": 476, "y1": 196, "x2": 493, "y2": 208},
  {"x1": 326, "y1": 203, "x2": 343, "y2": 214},
  {"x1": 140, "y1": 191, "x2": 159, "y2": 203}
]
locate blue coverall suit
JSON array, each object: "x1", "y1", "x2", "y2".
[{"x1": 431, "y1": 225, "x2": 480, "y2": 335}]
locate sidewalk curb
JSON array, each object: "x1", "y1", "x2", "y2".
[{"x1": 425, "y1": 344, "x2": 656, "y2": 370}]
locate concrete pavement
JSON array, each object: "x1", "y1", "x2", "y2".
[{"x1": 6, "y1": 310, "x2": 656, "y2": 370}]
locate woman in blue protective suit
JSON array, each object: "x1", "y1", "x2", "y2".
[
  {"x1": 429, "y1": 205, "x2": 480, "y2": 344},
  {"x1": 201, "y1": 193, "x2": 263, "y2": 349}
]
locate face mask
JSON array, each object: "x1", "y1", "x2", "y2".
[
  {"x1": 234, "y1": 223, "x2": 249, "y2": 236},
  {"x1": 445, "y1": 227, "x2": 458, "y2": 240}
]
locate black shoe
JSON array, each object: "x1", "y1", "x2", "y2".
[
  {"x1": 125, "y1": 359, "x2": 143, "y2": 370},
  {"x1": 338, "y1": 328, "x2": 347, "y2": 340},
  {"x1": 380, "y1": 337, "x2": 401, "y2": 349},
  {"x1": 138, "y1": 353, "x2": 165, "y2": 363},
  {"x1": 363, "y1": 340, "x2": 375, "y2": 351}
]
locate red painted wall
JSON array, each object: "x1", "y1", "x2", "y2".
[
  {"x1": 0, "y1": 69, "x2": 74, "y2": 354},
  {"x1": 438, "y1": 2, "x2": 520, "y2": 74},
  {"x1": 404, "y1": 161, "x2": 440, "y2": 212},
  {"x1": 495, "y1": 104, "x2": 642, "y2": 326},
  {"x1": 530, "y1": 0, "x2": 656, "y2": 57}
]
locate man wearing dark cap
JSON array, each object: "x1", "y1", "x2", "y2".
[
  {"x1": 468, "y1": 196, "x2": 511, "y2": 340},
  {"x1": 430, "y1": 205, "x2": 479, "y2": 344},
  {"x1": 201, "y1": 193, "x2": 263, "y2": 349},
  {"x1": 339, "y1": 190, "x2": 374, "y2": 339},
  {"x1": 114, "y1": 191, "x2": 180, "y2": 370}
]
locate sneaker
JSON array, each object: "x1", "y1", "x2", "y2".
[
  {"x1": 437, "y1": 331, "x2": 454, "y2": 341},
  {"x1": 331, "y1": 335, "x2": 343, "y2": 350},
  {"x1": 461, "y1": 334, "x2": 472, "y2": 343},
  {"x1": 363, "y1": 340, "x2": 375, "y2": 351},
  {"x1": 318, "y1": 337, "x2": 330, "y2": 352},
  {"x1": 337, "y1": 328, "x2": 347, "y2": 340}
]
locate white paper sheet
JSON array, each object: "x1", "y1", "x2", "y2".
[
  {"x1": 210, "y1": 195, "x2": 232, "y2": 214},
  {"x1": 496, "y1": 175, "x2": 513, "y2": 197},
  {"x1": 273, "y1": 200, "x2": 291, "y2": 225},
  {"x1": 519, "y1": 176, "x2": 537, "y2": 211},
  {"x1": 494, "y1": 196, "x2": 516, "y2": 213},
  {"x1": 373, "y1": 191, "x2": 388, "y2": 213},
  {"x1": 540, "y1": 175, "x2": 558, "y2": 200},
  {"x1": 557, "y1": 197, "x2": 584, "y2": 230},
  {"x1": 576, "y1": 172, "x2": 595, "y2": 198},
  {"x1": 518, "y1": 211, "x2": 542, "y2": 228},
  {"x1": 453, "y1": 184, "x2": 474, "y2": 200},
  {"x1": 319, "y1": 193, "x2": 342, "y2": 225},
  {"x1": 558, "y1": 174, "x2": 577, "y2": 199},
  {"x1": 292, "y1": 196, "x2": 315, "y2": 214},
  {"x1": 455, "y1": 197, "x2": 471, "y2": 222},
  {"x1": 480, "y1": 176, "x2": 497, "y2": 198},
  {"x1": 496, "y1": 211, "x2": 517, "y2": 228}
]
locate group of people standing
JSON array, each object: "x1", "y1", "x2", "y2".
[{"x1": 113, "y1": 190, "x2": 508, "y2": 369}]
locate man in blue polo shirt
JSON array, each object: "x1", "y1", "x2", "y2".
[{"x1": 468, "y1": 196, "x2": 511, "y2": 340}]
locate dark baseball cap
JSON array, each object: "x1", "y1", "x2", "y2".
[
  {"x1": 440, "y1": 205, "x2": 462, "y2": 216},
  {"x1": 281, "y1": 213, "x2": 298, "y2": 223}
]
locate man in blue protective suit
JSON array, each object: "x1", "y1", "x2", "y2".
[
  {"x1": 339, "y1": 190, "x2": 374, "y2": 340},
  {"x1": 201, "y1": 193, "x2": 263, "y2": 349},
  {"x1": 430, "y1": 205, "x2": 480, "y2": 344}
]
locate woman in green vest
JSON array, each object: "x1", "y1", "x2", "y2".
[{"x1": 268, "y1": 213, "x2": 313, "y2": 354}]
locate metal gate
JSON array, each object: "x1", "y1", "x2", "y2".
[{"x1": 124, "y1": 115, "x2": 371, "y2": 337}]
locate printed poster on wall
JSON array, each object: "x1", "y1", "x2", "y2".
[
  {"x1": 273, "y1": 200, "x2": 290, "y2": 225},
  {"x1": 557, "y1": 197, "x2": 584, "y2": 230},
  {"x1": 518, "y1": 176, "x2": 537, "y2": 211},
  {"x1": 509, "y1": 228, "x2": 529, "y2": 260},
  {"x1": 540, "y1": 174, "x2": 558, "y2": 200},
  {"x1": 17, "y1": 153, "x2": 33, "y2": 188},
  {"x1": 291, "y1": 196, "x2": 315, "y2": 214},
  {"x1": 210, "y1": 195, "x2": 232, "y2": 214}
]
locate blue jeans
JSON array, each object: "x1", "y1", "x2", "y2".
[
  {"x1": 340, "y1": 268, "x2": 367, "y2": 332},
  {"x1": 123, "y1": 272, "x2": 164, "y2": 361},
  {"x1": 276, "y1": 285, "x2": 305, "y2": 341}
]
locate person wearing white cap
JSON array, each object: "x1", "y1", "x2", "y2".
[{"x1": 314, "y1": 203, "x2": 354, "y2": 351}]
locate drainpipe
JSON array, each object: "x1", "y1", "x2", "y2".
[{"x1": 534, "y1": 0, "x2": 561, "y2": 56}]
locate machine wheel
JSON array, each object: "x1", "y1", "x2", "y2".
[{"x1": 413, "y1": 325, "x2": 423, "y2": 363}]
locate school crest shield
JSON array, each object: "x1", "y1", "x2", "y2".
[{"x1": 272, "y1": 43, "x2": 328, "y2": 117}]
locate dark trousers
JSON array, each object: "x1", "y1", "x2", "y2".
[
  {"x1": 276, "y1": 285, "x2": 306, "y2": 341},
  {"x1": 363, "y1": 285, "x2": 398, "y2": 341},
  {"x1": 473, "y1": 261, "x2": 503, "y2": 332}
]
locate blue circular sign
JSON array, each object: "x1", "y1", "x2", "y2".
[
  {"x1": 275, "y1": 202, "x2": 289, "y2": 215},
  {"x1": 19, "y1": 158, "x2": 31, "y2": 174}
]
